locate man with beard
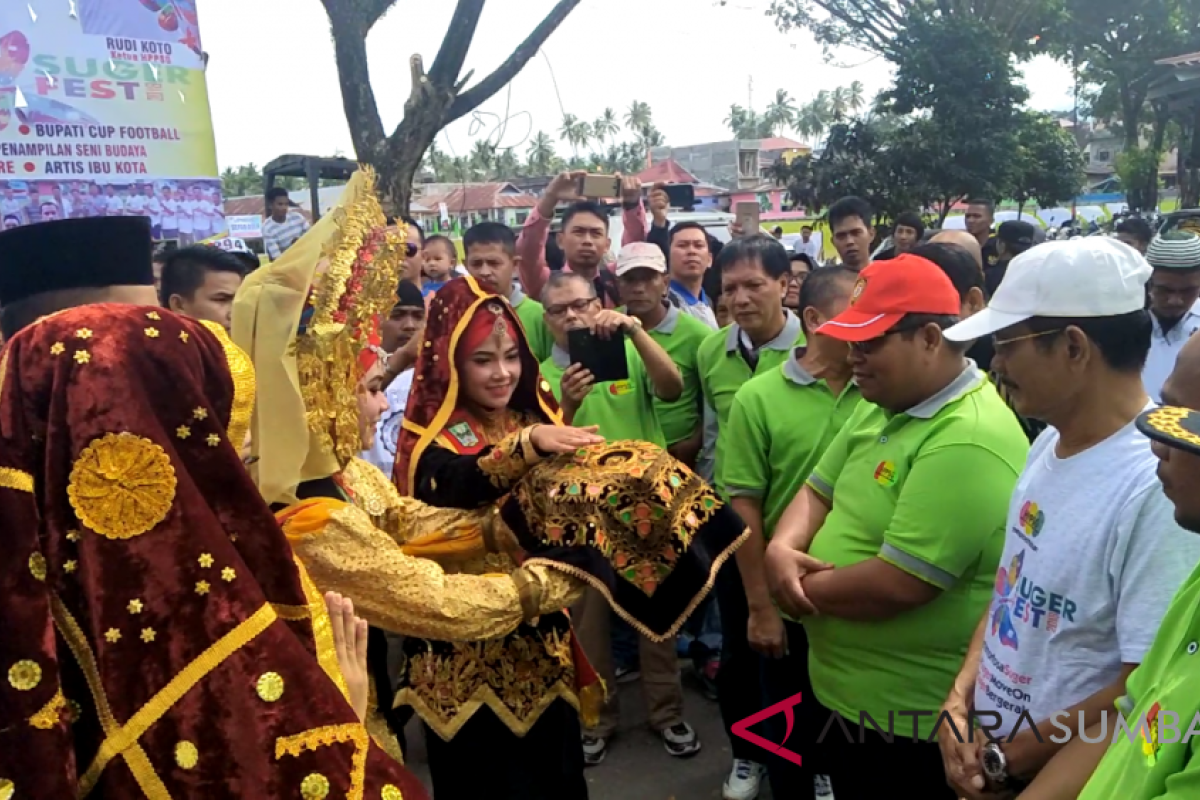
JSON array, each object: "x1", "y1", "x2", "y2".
[{"x1": 1142, "y1": 231, "x2": 1200, "y2": 403}]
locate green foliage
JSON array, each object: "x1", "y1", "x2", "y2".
[
  {"x1": 763, "y1": 0, "x2": 1064, "y2": 63},
  {"x1": 1008, "y1": 112, "x2": 1085, "y2": 209},
  {"x1": 1115, "y1": 146, "x2": 1163, "y2": 212}
]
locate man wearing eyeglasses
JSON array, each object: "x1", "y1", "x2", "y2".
[
  {"x1": 1142, "y1": 231, "x2": 1200, "y2": 403},
  {"x1": 763, "y1": 254, "x2": 1029, "y2": 799},
  {"x1": 933, "y1": 237, "x2": 1200, "y2": 797}
]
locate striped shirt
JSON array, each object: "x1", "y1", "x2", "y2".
[{"x1": 262, "y1": 211, "x2": 310, "y2": 260}]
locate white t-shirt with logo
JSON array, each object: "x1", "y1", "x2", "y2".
[
  {"x1": 193, "y1": 198, "x2": 214, "y2": 236},
  {"x1": 161, "y1": 198, "x2": 179, "y2": 232},
  {"x1": 144, "y1": 196, "x2": 163, "y2": 227},
  {"x1": 973, "y1": 408, "x2": 1200, "y2": 736}
]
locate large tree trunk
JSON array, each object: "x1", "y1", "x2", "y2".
[
  {"x1": 322, "y1": 0, "x2": 581, "y2": 216},
  {"x1": 1187, "y1": 106, "x2": 1200, "y2": 209}
]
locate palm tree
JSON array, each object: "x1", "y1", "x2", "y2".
[
  {"x1": 594, "y1": 107, "x2": 619, "y2": 146},
  {"x1": 796, "y1": 93, "x2": 831, "y2": 144},
  {"x1": 625, "y1": 100, "x2": 652, "y2": 137},
  {"x1": 559, "y1": 113, "x2": 580, "y2": 155},
  {"x1": 829, "y1": 87, "x2": 851, "y2": 119},
  {"x1": 846, "y1": 81, "x2": 865, "y2": 115},
  {"x1": 470, "y1": 140, "x2": 496, "y2": 179},
  {"x1": 725, "y1": 104, "x2": 748, "y2": 136},
  {"x1": 765, "y1": 89, "x2": 798, "y2": 136},
  {"x1": 527, "y1": 131, "x2": 556, "y2": 175}
]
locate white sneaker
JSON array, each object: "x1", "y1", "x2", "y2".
[
  {"x1": 814, "y1": 774, "x2": 835, "y2": 798},
  {"x1": 722, "y1": 759, "x2": 766, "y2": 800}
]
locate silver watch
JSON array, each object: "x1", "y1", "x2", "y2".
[{"x1": 981, "y1": 741, "x2": 1007, "y2": 783}]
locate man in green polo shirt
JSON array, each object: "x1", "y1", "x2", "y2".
[
  {"x1": 696, "y1": 233, "x2": 804, "y2": 798},
  {"x1": 1019, "y1": 333, "x2": 1200, "y2": 800},
  {"x1": 539, "y1": 267, "x2": 697, "y2": 765},
  {"x1": 764, "y1": 254, "x2": 1029, "y2": 799},
  {"x1": 616, "y1": 241, "x2": 712, "y2": 467},
  {"x1": 722, "y1": 265, "x2": 861, "y2": 800},
  {"x1": 539, "y1": 269, "x2": 682, "y2": 444},
  {"x1": 461, "y1": 221, "x2": 555, "y2": 362}
]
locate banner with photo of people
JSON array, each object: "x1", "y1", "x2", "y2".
[{"x1": 0, "y1": 0, "x2": 224, "y2": 241}]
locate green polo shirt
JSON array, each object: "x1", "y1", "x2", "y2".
[
  {"x1": 512, "y1": 290, "x2": 554, "y2": 363},
  {"x1": 1079, "y1": 562, "x2": 1200, "y2": 799},
  {"x1": 723, "y1": 350, "x2": 863, "y2": 535},
  {"x1": 801, "y1": 366, "x2": 1029, "y2": 740},
  {"x1": 541, "y1": 343, "x2": 667, "y2": 447},
  {"x1": 697, "y1": 311, "x2": 805, "y2": 496},
  {"x1": 642, "y1": 303, "x2": 711, "y2": 446}
]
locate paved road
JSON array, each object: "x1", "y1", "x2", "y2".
[{"x1": 402, "y1": 669, "x2": 776, "y2": 800}]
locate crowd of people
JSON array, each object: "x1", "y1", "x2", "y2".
[{"x1": 3, "y1": 166, "x2": 1200, "y2": 800}]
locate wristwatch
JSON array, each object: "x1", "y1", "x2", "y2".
[{"x1": 981, "y1": 742, "x2": 1008, "y2": 785}]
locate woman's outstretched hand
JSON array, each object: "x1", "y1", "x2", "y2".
[{"x1": 325, "y1": 591, "x2": 370, "y2": 723}]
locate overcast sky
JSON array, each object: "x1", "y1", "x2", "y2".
[{"x1": 198, "y1": 0, "x2": 1076, "y2": 171}]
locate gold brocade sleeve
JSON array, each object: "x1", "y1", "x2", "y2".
[
  {"x1": 476, "y1": 426, "x2": 542, "y2": 489},
  {"x1": 281, "y1": 498, "x2": 582, "y2": 641}
]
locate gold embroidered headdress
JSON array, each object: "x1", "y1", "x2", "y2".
[{"x1": 231, "y1": 168, "x2": 405, "y2": 505}]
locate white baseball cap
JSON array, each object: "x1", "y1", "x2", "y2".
[
  {"x1": 615, "y1": 241, "x2": 667, "y2": 277},
  {"x1": 943, "y1": 237, "x2": 1151, "y2": 342}
]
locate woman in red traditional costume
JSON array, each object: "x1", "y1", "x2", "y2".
[
  {"x1": 0, "y1": 303, "x2": 429, "y2": 799},
  {"x1": 393, "y1": 275, "x2": 750, "y2": 799}
]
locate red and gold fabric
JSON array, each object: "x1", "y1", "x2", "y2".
[{"x1": 0, "y1": 304, "x2": 426, "y2": 799}]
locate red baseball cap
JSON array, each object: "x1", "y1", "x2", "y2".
[{"x1": 816, "y1": 254, "x2": 961, "y2": 342}]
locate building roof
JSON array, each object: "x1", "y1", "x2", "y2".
[
  {"x1": 636, "y1": 158, "x2": 700, "y2": 185},
  {"x1": 222, "y1": 190, "x2": 432, "y2": 219},
  {"x1": 754, "y1": 136, "x2": 809, "y2": 151},
  {"x1": 1157, "y1": 51, "x2": 1200, "y2": 68},
  {"x1": 413, "y1": 182, "x2": 536, "y2": 213}
]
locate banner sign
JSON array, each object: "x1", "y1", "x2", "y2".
[
  {"x1": 226, "y1": 213, "x2": 262, "y2": 239},
  {"x1": 0, "y1": 0, "x2": 225, "y2": 240}
]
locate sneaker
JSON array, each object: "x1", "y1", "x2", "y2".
[
  {"x1": 615, "y1": 663, "x2": 640, "y2": 683},
  {"x1": 581, "y1": 734, "x2": 607, "y2": 767},
  {"x1": 722, "y1": 759, "x2": 766, "y2": 800},
  {"x1": 814, "y1": 774, "x2": 835, "y2": 798},
  {"x1": 661, "y1": 722, "x2": 702, "y2": 758}
]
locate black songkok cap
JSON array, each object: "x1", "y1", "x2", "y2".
[{"x1": 0, "y1": 217, "x2": 154, "y2": 306}]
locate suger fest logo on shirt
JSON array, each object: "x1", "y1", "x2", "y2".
[
  {"x1": 873, "y1": 460, "x2": 898, "y2": 487},
  {"x1": 990, "y1": 549, "x2": 1079, "y2": 651},
  {"x1": 608, "y1": 380, "x2": 634, "y2": 396},
  {"x1": 1019, "y1": 501, "x2": 1045, "y2": 537}
]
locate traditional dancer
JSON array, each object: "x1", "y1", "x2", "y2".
[
  {"x1": 0, "y1": 303, "x2": 427, "y2": 799},
  {"x1": 393, "y1": 274, "x2": 749, "y2": 799}
]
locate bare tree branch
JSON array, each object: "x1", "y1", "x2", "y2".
[
  {"x1": 428, "y1": 0, "x2": 486, "y2": 87},
  {"x1": 322, "y1": 0, "x2": 386, "y2": 159},
  {"x1": 361, "y1": 0, "x2": 395, "y2": 28},
  {"x1": 444, "y1": 0, "x2": 582, "y2": 125}
]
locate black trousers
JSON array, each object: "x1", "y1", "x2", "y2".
[
  {"x1": 424, "y1": 699, "x2": 588, "y2": 800},
  {"x1": 758, "y1": 620, "x2": 818, "y2": 800},
  {"x1": 787, "y1": 682, "x2": 957, "y2": 800},
  {"x1": 715, "y1": 559, "x2": 768, "y2": 762}
]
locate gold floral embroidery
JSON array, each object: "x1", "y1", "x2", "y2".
[
  {"x1": 28, "y1": 552, "x2": 46, "y2": 581},
  {"x1": 29, "y1": 688, "x2": 66, "y2": 729},
  {"x1": 0, "y1": 778, "x2": 12, "y2": 799},
  {"x1": 67, "y1": 433, "x2": 177, "y2": 540},
  {"x1": 381, "y1": 785, "x2": 404, "y2": 800},
  {"x1": 75, "y1": 328, "x2": 93, "y2": 339},
  {"x1": 221, "y1": 567, "x2": 236, "y2": 582},
  {"x1": 206, "y1": 434, "x2": 220, "y2": 447},
  {"x1": 63, "y1": 560, "x2": 78, "y2": 574},
  {"x1": 66, "y1": 530, "x2": 81, "y2": 542},
  {"x1": 146, "y1": 311, "x2": 161, "y2": 320},
  {"x1": 198, "y1": 320, "x2": 255, "y2": 450},
  {"x1": 176, "y1": 425, "x2": 191, "y2": 439},
  {"x1": 515, "y1": 440, "x2": 722, "y2": 596},
  {"x1": 198, "y1": 553, "x2": 214, "y2": 568},
  {"x1": 174, "y1": 740, "x2": 198, "y2": 769},
  {"x1": 194, "y1": 581, "x2": 210, "y2": 596},
  {"x1": 127, "y1": 599, "x2": 143, "y2": 614},
  {"x1": 477, "y1": 428, "x2": 536, "y2": 488},
  {"x1": 394, "y1": 622, "x2": 580, "y2": 740},
  {"x1": 50, "y1": 342, "x2": 65, "y2": 355},
  {"x1": 8, "y1": 660, "x2": 41, "y2": 691},
  {"x1": 300, "y1": 774, "x2": 330, "y2": 799},
  {"x1": 0, "y1": 467, "x2": 33, "y2": 493},
  {"x1": 179, "y1": 330, "x2": 189, "y2": 343},
  {"x1": 73, "y1": 350, "x2": 90, "y2": 364},
  {"x1": 104, "y1": 628, "x2": 121, "y2": 643},
  {"x1": 276, "y1": 723, "x2": 369, "y2": 800},
  {"x1": 256, "y1": 672, "x2": 284, "y2": 702},
  {"x1": 144, "y1": 327, "x2": 160, "y2": 339},
  {"x1": 139, "y1": 628, "x2": 156, "y2": 643},
  {"x1": 192, "y1": 407, "x2": 208, "y2": 421}
]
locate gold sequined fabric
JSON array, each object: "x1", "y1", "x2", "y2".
[
  {"x1": 66, "y1": 433, "x2": 177, "y2": 540},
  {"x1": 394, "y1": 619, "x2": 580, "y2": 741},
  {"x1": 476, "y1": 428, "x2": 540, "y2": 488},
  {"x1": 280, "y1": 499, "x2": 580, "y2": 641},
  {"x1": 514, "y1": 440, "x2": 723, "y2": 595}
]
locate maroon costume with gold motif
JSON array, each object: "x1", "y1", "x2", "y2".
[{"x1": 0, "y1": 305, "x2": 426, "y2": 799}]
